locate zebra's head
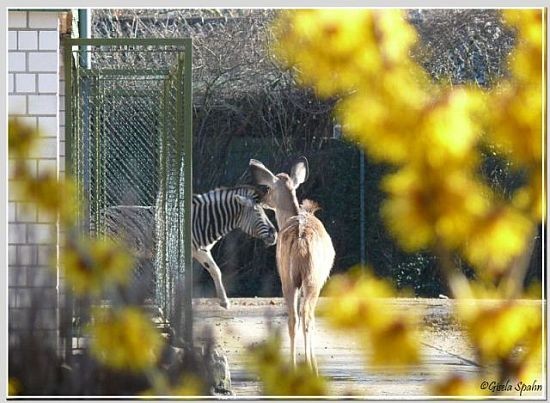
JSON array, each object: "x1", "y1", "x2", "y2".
[{"x1": 234, "y1": 194, "x2": 277, "y2": 246}]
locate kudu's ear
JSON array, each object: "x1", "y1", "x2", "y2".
[
  {"x1": 290, "y1": 156, "x2": 309, "y2": 189},
  {"x1": 234, "y1": 194, "x2": 255, "y2": 207},
  {"x1": 249, "y1": 159, "x2": 277, "y2": 188}
]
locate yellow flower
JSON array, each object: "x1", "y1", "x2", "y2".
[
  {"x1": 9, "y1": 118, "x2": 79, "y2": 226},
  {"x1": 463, "y1": 206, "x2": 534, "y2": 276},
  {"x1": 486, "y1": 10, "x2": 543, "y2": 169},
  {"x1": 370, "y1": 317, "x2": 421, "y2": 369},
  {"x1": 321, "y1": 268, "x2": 421, "y2": 371},
  {"x1": 8, "y1": 377, "x2": 22, "y2": 396},
  {"x1": 457, "y1": 290, "x2": 542, "y2": 362},
  {"x1": 487, "y1": 82, "x2": 543, "y2": 167},
  {"x1": 337, "y1": 78, "x2": 427, "y2": 164},
  {"x1": 381, "y1": 166, "x2": 489, "y2": 251},
  {"x1": 513, "y1": 323, "x2": 543, "y2": 383},
  {"x1": 502, "y1": 9, "x2": 543, "y2": 82},
  {"x1": 60, "y1": 237, "x2": 134, "y2": 295},
  {"x1": 247, "y1": 330, "x2": 328, "y2": 396},
  {"x1": 431, "y1": 375, "x2": 488, "y2": 396},
  {"x1": 272, "y1": 10, "x2": 419, "y2": 98},
  {"x1": 143, "y1": 373, "x2": 206, "y2": 396},
  {"x1": 513, "y1": 169, "x2": 545, "y2": 221},
  {"x1": 89, "y1": 307, "x2": 164, "y2": 372},
  {"x1": 9, "y1": 119, "x2": 36, "y2": 158},
  {"x1": 340, "y1": 85, "x2": 483, "y2": 168},
  {"x1": 21, "y1": 173, "x2": 78, "y2": 226},
  {"x1": 321, "y1": 268, "x2": 395, "y2": 330},
  {"x1": 416, "y1": 88, "x2": 485, "y2": 169}
]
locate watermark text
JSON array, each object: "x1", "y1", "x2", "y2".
[{"x1": 480, "y1": 379, "x2": 543, "y2": 396}]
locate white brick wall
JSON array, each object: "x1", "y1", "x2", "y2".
[
  {"x1": 28, "y1": 52, "x2": 58, "y2": 72},
  {"x1": 39, "y1": 31, "x2": 59, "y2": 50},
  {"x1": 8, "y1": 10, "x2": 61, "y2": 349},
  {"x1": 8, "y1": 52, "x2": 26, "y2": 71},
  {"x1": 15, "y1": 73, "x2": 36, "y2": 93},
  {"x1": 9, "y1": 11, "x2": 28, "y2": 28},
  {"x1": 18, "y1": 31, "x2": 38, "y2": 50},
  {"x1": 38, "y1": 74, "x2": 58, "y2": 93},
  {"x1": 29, "y1": 12, "x2": 59, "y2": 29}
]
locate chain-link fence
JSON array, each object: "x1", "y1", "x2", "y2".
[{"x1": 64, "y1": 38, "x2": 193, "y2": 345}]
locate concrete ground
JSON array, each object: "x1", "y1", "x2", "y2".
[{"x1": 193, "y1": 297, "x2": 545, "y2": 399}]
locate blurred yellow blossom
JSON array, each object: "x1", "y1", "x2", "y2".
[
  {"x1": 321, "y1": 268, "x2": 421, "y2": 371},
  {"x1": 89, "y1": 307, "x2": 163, "y2": 372},
  {"x1": 431, "y1": 375, "x2": 488, "y2": 397},
  {"x1": 337, "y1": 82, "x2": 426, "y2": 164},
  {"x1": 248, "y1": 330, "x2": 328, "y2": 396},
  {"x1": 513, "y1": 170, "x2": 545, "y2": 221},
  {"x1": 9, "y1": 119, "x2": 36, "y2": 158},
  {"x1": 381, "y1": 166, "x2": 489, "y2": 251},
  {"x1": 463, "y1": 206, "x2": 534, "y2": 276},
  {"x1": 487, "y1": 82, "x2": 543, "y2": 167},
  {"x1": 456, "y1": 284, "x2": 542, "y2": 363},
  {"x1": 370, "y1": 318, "x2": 420, "y2": 368},
  {"x1": 273, "y1": 9, "x2": 420, "y2": 98},
  {"x1": 143, "y1": 373, "x2": 206, "y2": 396},
  {"x1": 512, "y1": 323, "x2": 543, "y2": 383},
  {"x1": 464, "y1": 302, "x2": 538, "y2": 361},
  {"x1": 321, "y1": 267, "x2": 394, "y2": 330},
  {"x1": 416, "y1": 88, "x2": 485, "y2": 169},
  {"x1": 8, "y1": 377, "x2": 22, "y2": 396},
  {"x1": 20, "y1": 172, "x2": 78, "y2": 226},
  {"x1": 486, "y1": 9, "x2": 543, "y2": 219},
  {"x1": 60, "y1": 237, "x2": 134, "y2": 296},
  {"x1": 9, "y1": 119, "x2": 79, "y2": 226},
  {"x1": 502, "y1": 9, "x2": 543, "y2": 82}
]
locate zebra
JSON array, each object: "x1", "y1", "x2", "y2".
[{"x1": 101, "y1": 186, "x2": 277, "y2": 308}]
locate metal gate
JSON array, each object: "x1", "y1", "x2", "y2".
[{"x1": 63, "y1": 38, "x2": 193, "y2": 344}]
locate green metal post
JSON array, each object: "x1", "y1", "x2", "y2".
[
  {"x1": 62, "y1": 39, "x2": 74, "y2": 361},
  {"x1": 159, "y1": 78, "x2": 169, "y2": 317},
  {"x1": 93, "y1": 74, "x2": 101, "y2": 234},
  {"x1": 172, "y1": 53, "x2": 184, "y2": 337},
  {"x1": 182, "y1": 41, "x2": 193, "y2": 346}
]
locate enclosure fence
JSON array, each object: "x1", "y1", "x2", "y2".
[{"x1": 63, "y1": 38, "x2": 193, "y2": 353}]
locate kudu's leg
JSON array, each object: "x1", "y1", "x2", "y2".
[
  {"x1": 193, "y1": 249, "x2": 230, "y2": 309},
  {"x1": 309, "y1": 316, "x2": 318, "y2": 376},
  {"x1": 283, "y1": 283, "x2": 299, "y2": 368},
  {"x1": 302, "y1": 289, "x2": 320, "y2": 375}
]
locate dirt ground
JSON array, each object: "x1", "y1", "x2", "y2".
[{"x1": 192, "y1": 297, "x2": 545, "y2": 398}]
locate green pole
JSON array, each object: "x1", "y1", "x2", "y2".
[
  {"x1": 182, "y1": 41, "x2": 193, "y2": 346},
  {"x1": 62, "y1": 39, "x2": 74, "y2": 361}
]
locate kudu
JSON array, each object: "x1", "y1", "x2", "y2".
[{"x1": 249, "y1": 157, "x2": 335, "y2": 374}]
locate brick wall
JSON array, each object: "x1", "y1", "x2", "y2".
[{"x1": 8, "y1": 10, "x2": 62, "y2": 348}]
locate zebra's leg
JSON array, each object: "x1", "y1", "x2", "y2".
[{"x1": 193, "y1": 249, "x2": 230, "y2": 309}]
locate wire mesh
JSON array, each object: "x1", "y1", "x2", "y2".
[{"x1": 64, "y1": 39, "x2": 192, "y2": 342}]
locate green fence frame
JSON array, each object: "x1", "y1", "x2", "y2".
[{"x1": 63, "y1": 38, "x2": 193, "y2": 352}]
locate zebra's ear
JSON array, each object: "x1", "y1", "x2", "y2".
[
  {"x1": 234, "y1": 194, "x2": 255, "y2": 207},
  {"x1": 290, "y1": 156, "x2": 309, "y2": 189},
  {"x1": 249, "y1": 159, "x2": 277, "y2": 188}
]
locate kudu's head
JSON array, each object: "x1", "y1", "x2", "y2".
[
  {"x1": 249, "y1": 157, "x2": 309, "y2": 228},
  {"x1": 234, "y1": 194, "x2": 277, "y2": 246}
]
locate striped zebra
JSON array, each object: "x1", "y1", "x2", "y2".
[{"x1": 101, "y1": 186, "x2": 277, "y2": 308}]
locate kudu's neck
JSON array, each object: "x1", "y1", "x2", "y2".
[{"x1": 274, "y1": 197, "x2": 300, "y2": 229}]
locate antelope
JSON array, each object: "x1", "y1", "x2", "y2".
[{"x1": 249, "y1": 157, "x2": 335, "y2": 374}]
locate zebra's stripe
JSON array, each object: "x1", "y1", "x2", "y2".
[{"x1": 100, "y1": 186, "x2": 274, "y2": 256}]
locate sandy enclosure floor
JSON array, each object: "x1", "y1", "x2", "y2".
[{"x1": 192, "y1": 297, "x2": 544, "y2": 398}]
